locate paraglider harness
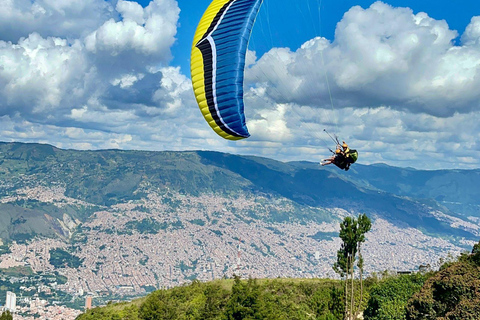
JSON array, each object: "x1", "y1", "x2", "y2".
[
  {"x1": 324, "y1": 130, "x2": 358, "y2": 171},
  {"x1": 347, "y1": 149, "x2": 358, "y2": 163}
]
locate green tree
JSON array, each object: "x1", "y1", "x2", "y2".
[
  {"x1": 0, "y1": 311, "x2": 13, "y2": 320},
  {"x1": 333, "y1": 214, "x2": 371, "y2": 320},
  {"x1": 356, "y1": 213, "x2": 372, "y2": 309},
  {"x1": 225, "y1": 275, "x2": 262, "y2": 320},
  {"x1": 406, "y1": 239, "x2": 480, "y2": 320},
  {"x1": 471, "y1": 239, "x2": 480, "y2": 265},
  {"x1": 139, "y1": 290, "x2": 178, "y2": 320},
  {"x1": 329, "y1": 285, "x2": 345, "y2": 320},
  {"x1": 364, "y1": 273, "x2": 426, "y2": 320},
  {"x1": 201, "y1": 283, "x2": 229, "y2": 319},
  {"x1": 333, "y1": 217, "x2": 355, "y2": 319},
  {"x1": 308, "y1": 285, "x2": 344, "y2": 320},
  {"x1": 75, "y1": 307, "x2": 117, "y2": 320}
]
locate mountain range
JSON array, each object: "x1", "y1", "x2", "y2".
[
  {"x1": 1, "y1": 141, "x2": 478, "y2": 242},
  {"x1": 0, "y1": 141, "x2": 479, "y2": 297}
]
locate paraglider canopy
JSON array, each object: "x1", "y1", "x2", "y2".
[
  {"x1": 191, "y1": 0, "x2": 264, "y2": 140},
  {"x1": 191, "y1": 1, "x2": 359, "y2": 168}
]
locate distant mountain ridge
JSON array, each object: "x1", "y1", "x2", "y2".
[
  {"x1": 0, "y1": 141, "x2": 478, "y2": 243},
  {"x1": 197, "y1": 151, "x2": 479, "y2": 239},
  {"x1": 0, "y1": 143, "x2": 480, "y2": 241}
]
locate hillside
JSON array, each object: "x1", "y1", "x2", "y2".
[
  {"x1": 75, "y1": 239, "x2": 480, "y2": 320},
  {"x1": 77, "y1": 277, "x2": 346, "y2": 320},
  {"x1": 1, "y1": 142, "x2": 478, "y2": 241},
  {"x1": 0, "y1": 141, "x2": 478, "y2": 300},
  {"x1": 77, "y1": 240, "x2": 480, "y2": 320}
]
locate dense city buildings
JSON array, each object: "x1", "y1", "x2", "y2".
[{"x1": 0, "y1": 186, "x2": 478, "y2": 319}]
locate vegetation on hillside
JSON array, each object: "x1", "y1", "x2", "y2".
[
  {"x1": 406, "y1": 241, "x2": 480, "y2": 319},
  {"x1": 74, "y1": 238, "x2": 480, "y2": 320},
  {"x1": 364, "y1": 272, "x2": 428, "y2": 320},
  {"x1": 77, "y1": 277, "x2": 345, "y2": 320},
  {"x1": 49, "y1": 248, "x2": 83, "y2": 268}
]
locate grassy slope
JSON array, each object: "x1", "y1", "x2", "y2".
[{"x1": 77, "y1": 277, "x2": 344, "y2": 320}]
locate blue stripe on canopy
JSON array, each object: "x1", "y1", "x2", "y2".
[{"x1": 193, "y1": 0, "x2": 264, "y2": 139}]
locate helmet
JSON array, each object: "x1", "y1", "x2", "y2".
[
  {"x1": 342, "y1": 143, "x2": 348, "y2": 148},
  {"x1": 335, "y1": 149, "x2": 341, "y2": 154}
]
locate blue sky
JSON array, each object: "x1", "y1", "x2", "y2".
[
  {"x1": 0, "y1": 0, "x2": 479, "y2": 169},
  {"x1": 169, "y1": 0, "x2": 480, "y2": 74}
]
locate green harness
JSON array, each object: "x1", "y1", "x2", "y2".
[{"x1": 348, "y1": 150, "x2": 358, "y2": 163}]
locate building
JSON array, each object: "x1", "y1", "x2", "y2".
[
  {"x1": 5, "y1": 291, "x2": 16, "y2": 312},
  {"x1": 85, "y1": 296, "x2": 92, "y2": 310}
]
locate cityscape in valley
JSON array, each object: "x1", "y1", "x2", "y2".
[
  {"x1": 0, "y1": 145, "x2": 479, "y2": 319},
  {"x1": 2, "y1": 0, "x2": 480, "y2": 317},
  {"x1": 1, "y1": 186, "x2": 477, "y2": 319}
]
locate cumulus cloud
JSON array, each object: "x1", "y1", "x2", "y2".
[
  {"x1": 0, "y1": 0, "x2": 184, "y2": 129},
  {"x1": 0, "y1": 0, "x2": 113, "y2": 41},
  {"x1": 243, "y1": 104, "x2": 480, "y2": 169},
  {"x1": 0, "y1": 0, "x2": 214, "y2": 160},
  {"x1": 462, "y1": 16, "x2": 480, "y2": 46},
  {"x1": 246, "y1": 1, "x2": 480, "y2": 117},
  {"x1": 0, "y1": 0, "x2": 479, "y2": 170},
  {"x1": 0, "y1": 33, "x2": 89, "y2": 119},
  {"x1": 85, "y1": 0, "x2": 179, "y2": 61},
  {"x1": 240, "y1": 2, "x2": 480, "y2": 168}
]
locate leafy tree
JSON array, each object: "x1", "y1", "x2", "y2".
[
  {"x1": 356, "y1": 213, "x2": 371, "y2": 307},
  {"x1": 471, "y1": 239, "x2": 480, "y2": 265},
  {"x1": 328, "y1": 285, "x2": 345, "y2": 320},
  {"x1": 308, "y1": 285, "x2": 344, "y2": 320},
  {"x1": 406, "y1": 239, "x2": 480, "y2": 320},
  {"x1": 0, "y1": 311, "x2": 13, "y2": 320},
  {"x1": 120, "y1": 305, "x2": 140, "y2": 320},
  {"x1": 49, "y1": 248, "x2": 83, "y2": 268},
  {"x1": 200, "y1": 283, "x2": 229, "y2": 319},
  {"x1": 333, "y1": 217, "x2": 355, "y2": 319},
  {"x1": 363, "y1": 273, "x2": 427, "y2": 320},
  {"x1": 333, "y1": 214, "x2": 371, "y2": 320},
  {"x1": 225, "y1": 275, "x2": 262, "y2": 320},
  {"x1": 74, "y1": 307, "x2": 116, "y2": 320},
  {"x1": 139, "y1": 290, "x2": 178, "y2": 320}
]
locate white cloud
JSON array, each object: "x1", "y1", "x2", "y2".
[
  {"x1": 111, "y1": 73, "x2": 144, "y2": 89},
  {"x1": 116, "y1": 0, "x2": 145, "y2": 25},
  {"x1": 0, "y1": 0, "x2": 113, "y2": 41},
  {"x1": 0, "y1": 33, "x2": 89, "y2": 118},
  {"x1": 247, "y1": 103, "x2": 293, "y2": 142},
  {"x1": 0, "y1": 0, "x2": 479, "y2": 170},
  {"x1": 85, "y1": 0, "x2": 179, "y2": 61},
  {"x1": 462, "y1": 16, "x2": 480, "y2": 46},
  {"x1": 0, "y1": 0, "x2": 206, "y2": 157},
  {"x1": 246, "y1": 2, "x2": 480, "y2": 117},
  {"x1": 0, "y1": 0, "x2": 182, "y2": 126},
  {"x1": 152, "y1": 66, "x2": 193, "y2": 114}
]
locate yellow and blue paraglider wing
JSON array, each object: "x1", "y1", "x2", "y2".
[{"x1": 191, "y1": 0, "x2": 263, "y2": 140}]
